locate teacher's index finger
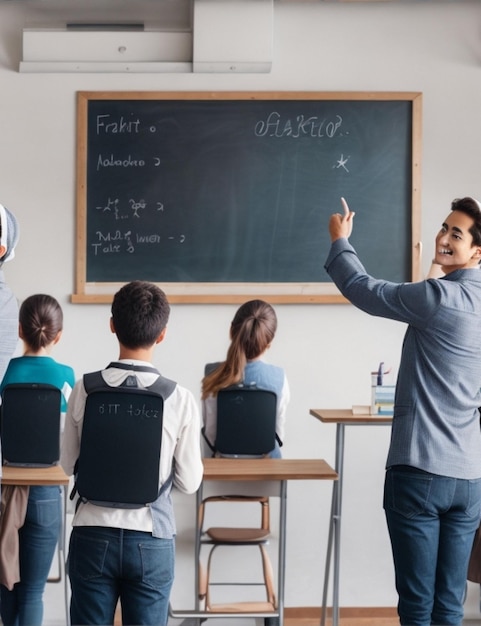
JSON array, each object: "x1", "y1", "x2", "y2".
[{"x1": 340, "y1": 197, "x2": 350, "y2": 217}]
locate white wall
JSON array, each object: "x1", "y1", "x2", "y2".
[{"x1": 1, "y1": 0, "x2": 481, "y2": 616}]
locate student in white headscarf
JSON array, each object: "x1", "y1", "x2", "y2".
[{"x1": 0, "y1": 204, "x2": 20, "y2": 385}]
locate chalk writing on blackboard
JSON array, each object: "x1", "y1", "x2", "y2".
[
  {"x1": 74, "y1": 92, "x2": 422, "y2": 304},
  {"x1": 254, "y1": 111, "x2": 343, "y2": 138}
]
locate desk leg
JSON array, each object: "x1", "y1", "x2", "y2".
[
  {"x1": 320, "y1": 473, "x2": 337, "y2": 626},
  {"x1": 278, "y1": 480, "x2": 287, "y2": 626},
  {"x1": 168, "y1": 488, "x2": 203, "y2": 625},
  {"x1": 194, "y1": 484, "x2": 203, "y2": 624},
  {"x1": 62, "y1": 484, "x2": 71, "y2": 626},
  {"x1": 321, "y1": 423, "x2": 345, "y2": 626}
]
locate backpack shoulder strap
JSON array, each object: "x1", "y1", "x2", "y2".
[
  {"x1": 83, "y1": 370, "x2": 105, "y2": 394},
  {"x1": 146, "y1": 374, "x2": 176, "y2": 401},
  {"x1": 83, "y1": 366, "x2": 177, "y2": 400}
]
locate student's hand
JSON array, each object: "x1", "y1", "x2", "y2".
[{"x1": 328, "y1": 197, "x2": 355, "y2": 241}]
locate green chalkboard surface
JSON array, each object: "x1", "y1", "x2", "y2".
[{"x1": 74, "y1": 91, "x2": 422, "y2": 303}]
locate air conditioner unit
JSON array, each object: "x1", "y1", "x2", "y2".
[
  {"x1": 19, "y1": 0, "x2": 273, "y2": 74},
  {"x1": 193, "y1": 0, "x2": 273, "y2": 73},
  {"x1": 19, "y1": 24, "x2": 193, "y2": 73}
]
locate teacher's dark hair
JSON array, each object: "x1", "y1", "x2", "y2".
[{"x1": 451, "y1": 197, "x2": 481, "y2": 246}]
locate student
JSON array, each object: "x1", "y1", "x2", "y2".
[
  {"x1": 60, "y1": 280, "x2": 203, "y2": 626},
  {"x1": 201, "y1": 299, "x2": 290, "y2": 457},
  {"x1": 0, "y1": 204, "x2": 20, "y2": 385},
  {"x1": 0, "y1": 294, "x2": 75, "y2": 626},
  {"x1": 324, "y1": 196, "x2": 481, "y2": 626}
]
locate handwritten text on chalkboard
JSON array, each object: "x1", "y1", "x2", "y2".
[{"x1": 75, "y1": 92, "x2": 421, "y2": 302}]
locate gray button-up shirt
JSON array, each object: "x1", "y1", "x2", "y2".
[{"x1": 325, "y1": 238, "x2": 481, "y2": 479}]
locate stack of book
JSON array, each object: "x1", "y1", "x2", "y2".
[{"x1": 371, "y1": 385, "x2": 395, "y2": 416}]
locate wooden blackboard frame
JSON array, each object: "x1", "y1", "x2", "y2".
[{"x1": 73, "y1": 91, "x2": 422, "y2": 304}]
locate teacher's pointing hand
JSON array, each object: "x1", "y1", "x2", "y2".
[{"x1": 328, "y1": 197, "x2": 355, "y2": 242}]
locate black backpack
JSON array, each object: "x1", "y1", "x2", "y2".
[{"x1": 72, "y1": 363, "x2": 176, "y2": 508}]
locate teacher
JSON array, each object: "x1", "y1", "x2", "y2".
[{"x1": 324, "y1": 196, "x2": 481, "y2": 626}]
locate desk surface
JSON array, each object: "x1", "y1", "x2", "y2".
[
  {"x1": 1, "y1": 464, "x2": 70, "y2": 486},
  {"x1": 202, "y1": 458, "x2": 337, "y2": 481},
  {"x1": 310, "y1": 408, "x2": 393, "y2": 425}
]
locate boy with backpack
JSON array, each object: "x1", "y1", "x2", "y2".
[{"x1": 60, "y1": 280, "x2": 203, "y2": 626}]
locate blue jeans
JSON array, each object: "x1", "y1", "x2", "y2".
[
  {"x1": 68, "y1": 526, "x2": 175, "y2": 626},
  {"x1": 384, "y1": 466, "x2": 481, "y2": 626},
  {"x1": 0, "y1": 486, "x2": 61, "y2": 626}
]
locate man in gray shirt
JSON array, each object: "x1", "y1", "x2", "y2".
[
  {"x1": 325, "y1": 196, "x2": 481, "y2": 626},
  {"x1": 0, "y1": 204, "x2": 19, "y2": 385}
]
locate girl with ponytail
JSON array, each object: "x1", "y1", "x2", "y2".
[{"x1": 201, "y1": 299, "x2": 289, "y2": 457}]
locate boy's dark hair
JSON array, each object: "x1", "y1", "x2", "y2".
[
  {"x1": 451, "y1": 197, "x2": 481, "y2": 246},
  {"x1": 111, "y1": 281, "x2": 170, "y2": 349}
]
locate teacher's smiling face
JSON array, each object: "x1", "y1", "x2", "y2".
[{"x1": 434, "y1": 210, "x2": 481, "y2": 274}]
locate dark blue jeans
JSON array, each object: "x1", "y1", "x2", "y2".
[
  {"x1": 68, "y1": 526, "x2": 175, "y2": 626},
  {"x1": 0, "y1": 485, "x2": 61, "y2": 626},
  {"x1": 384, "y1": 466, "x2": 481, "y2": 626}
]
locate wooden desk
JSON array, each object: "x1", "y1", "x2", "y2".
[
  {"x1": 1, "y1": 464, "x2": 69, "y2": 486},
  {"x1": 202, "y1": 457, "x2": 336, "y2": 481},
  {"x1": 310, "y1": 409, "x2": 392, "y2": 626},
  {"x1": 311, "y1": 409, "x2": 393, "y2": 427},
  {"x1": 169, "y1": 458, "x2": 337, "y2": 626}
]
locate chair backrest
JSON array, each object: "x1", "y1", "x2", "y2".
[
  {"x1": 75, "y1": 386, "x2": 165, "y2": 507},
  {"x1": 1, "y1": 383, "x2": 62, "y2": 467},
  {"x1": 215, "y1": 386, "x2": 277, "y2": 457}
]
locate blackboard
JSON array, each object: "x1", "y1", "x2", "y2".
[{"x1": 73, "y1": 91, "x2": 422, "y2": 303}]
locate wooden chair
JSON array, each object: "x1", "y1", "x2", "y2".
[{"x1": 198, "y1": 385, "x2": 279, "y2": 624}]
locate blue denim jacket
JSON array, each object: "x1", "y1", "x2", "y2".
[{"x1": 325, "y1": 238, "x2": 481, "y2": 479}]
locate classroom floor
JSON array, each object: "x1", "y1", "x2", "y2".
[
  {"x1": 40, "y1": 518, "x2": 481, "y2": 626},
  {"x1": 41, "y1": 576, "x2": 481, "y2": 626}
]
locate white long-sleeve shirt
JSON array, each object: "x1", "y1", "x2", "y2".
[{"x1": 61, "y1": 360, "x2": 203, "y2": 537}]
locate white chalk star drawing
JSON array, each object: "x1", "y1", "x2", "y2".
[{"x1": 334, "y1": 154, "x2": 350, "y2": 172}]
